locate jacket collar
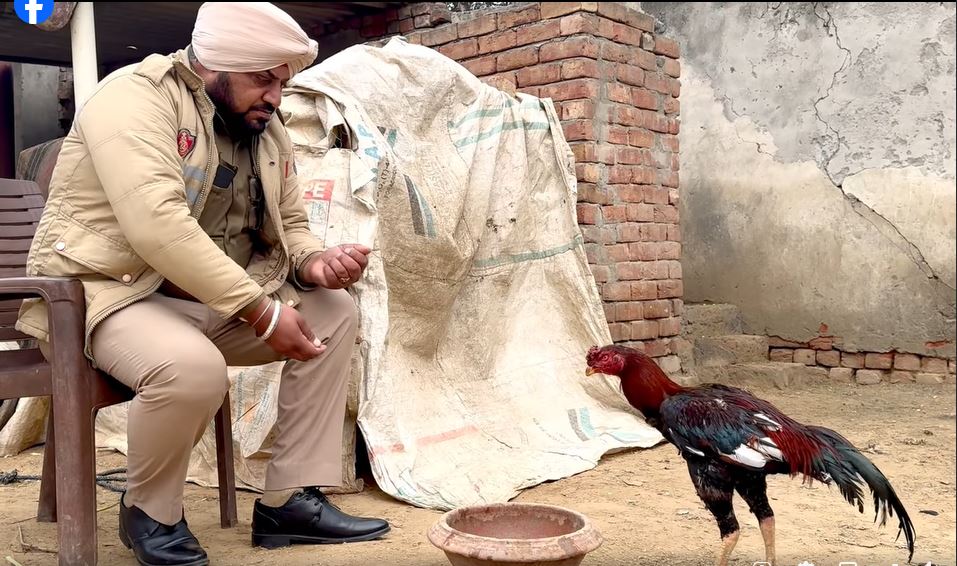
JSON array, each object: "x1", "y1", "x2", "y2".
[{"x1": 172, "y1": 46, "x2": 216, "y2": 120}]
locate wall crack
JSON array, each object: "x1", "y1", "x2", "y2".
[
  {"x1": 809, "y1": 4, "x2": 954, "y2": 295},
  {"x1": 835, "y1": 184, "x2": 957, "y2": 293},
  {"x1": 811, "y1": 3, "x2": 852, "y2": 187},
  {"x1": 706, "y1": 72, "x2": 775, "y2": 158}
]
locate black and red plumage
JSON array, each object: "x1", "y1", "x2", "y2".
[{"x1": 586, "y1": 344, "x2": 916, "y2": 566}]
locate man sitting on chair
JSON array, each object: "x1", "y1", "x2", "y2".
[{"x1": 17, "y1": 3, "x2": 389, "y2": 565}]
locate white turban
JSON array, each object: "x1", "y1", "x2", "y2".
[{"x1": 191, "y1": 2, "x2": 318, "y2": 78}]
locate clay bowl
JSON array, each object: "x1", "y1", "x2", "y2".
[{"x1": 427, "y1": 502, "x2": 602, "y2": 566}]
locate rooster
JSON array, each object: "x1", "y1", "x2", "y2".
[{"x1": 585, "y1": 344, "x2": 916, "y2": 566}]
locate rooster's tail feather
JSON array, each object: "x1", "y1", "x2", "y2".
[{"x1": 808, "y1": 425, "x2": 916, "y2": 563}]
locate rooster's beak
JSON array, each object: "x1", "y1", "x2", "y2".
[{"x1": 585, "y1": 367, "x2": 597, "y2": 376}]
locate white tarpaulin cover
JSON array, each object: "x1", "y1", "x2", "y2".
[{"x1": 272, "y1": 37, "x2": 662, "y2": 509}]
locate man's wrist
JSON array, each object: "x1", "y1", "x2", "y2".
[
  {"x1": 238, "y1": 292, "x2": 269, "y2": 324},
  {"x1": 297, "y1": 251, "x2": 323, "y2": 286},
  {"x1": 257, "y1": 300, "x2": 283, "y2": 341}
]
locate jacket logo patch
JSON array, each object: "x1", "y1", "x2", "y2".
[{"x1": 177, "y1": 129, "x2": 196, "y2": 158}]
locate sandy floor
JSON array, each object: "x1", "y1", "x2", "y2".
[{"x1": 1, "y1": 382, "x2": 955, "y2": 566}]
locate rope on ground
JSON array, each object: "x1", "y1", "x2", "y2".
[{"x1": 0, "y1": 468, "x2": 128, "y2": 493}]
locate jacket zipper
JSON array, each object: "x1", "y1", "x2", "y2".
[
  {"x1": 84, "y1": 276, "x2": 164, "y2": 362},
  {"x1": 192, "y1": 93, "x2": 217, "y2": 219}
]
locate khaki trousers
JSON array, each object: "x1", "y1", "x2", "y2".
[{"x1": 87, "y1": 287, "x2": 357, "y2": 525}]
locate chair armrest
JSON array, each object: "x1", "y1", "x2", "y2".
[
  {"x1": 0, "y1": 276, "x2": 84, "y2": 304},
  {"x1": 0, "y1": 276, "x2": 89, "y2": 377}
]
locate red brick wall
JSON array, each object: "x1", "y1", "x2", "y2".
[
  {"x1": 318, "y1": 2, "x2": 683, "y2": 369},
  {"x1": 768, "y1": 334, "x2": 956, "y2": 385}
]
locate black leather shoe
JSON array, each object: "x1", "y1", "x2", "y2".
[
  {"x1": 251, "y1": 487, "x2": 390, "y2": 548},
  {"x1": 118, "y1": 493, "x2": 209, "y2": 566}
]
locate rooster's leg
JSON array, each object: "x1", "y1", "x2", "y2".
[
  {"x1": 736, "y1": 473, "x2": 776, "y2": 565},
  {"x1": 759, "y1": 517, "x2": 776, "y2": 565},
  {"x1": 716, "y1": 528, "x2": 740, "y2": 566},
  {"x1": 708, "y1": 499, "x2": 739, "y2": 566},
  {"x1": 689, "y1": 460, "x2": 739, "y2": 566}
]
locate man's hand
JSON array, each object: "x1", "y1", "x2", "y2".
[
  {"x1": 245, "y1": 298, "x2": 324, "y2": 361},
  {"x1": 303, "y1": 244, "x2": 371, "y2": 289}
]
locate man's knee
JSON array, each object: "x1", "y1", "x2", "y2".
[
  {"x1": 144, "y1": 349, "x2": 229, "y2": 409},
  {"x1": 331, "y1": 289, "x2": 359, "y2": 331},
  {"x1": 299, "y1": 288, "x2": 358, "y2": 333}
]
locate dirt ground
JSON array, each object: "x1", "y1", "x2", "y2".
[{"x1": 1, "y1": 382, "x2": 955, "y2": 566}]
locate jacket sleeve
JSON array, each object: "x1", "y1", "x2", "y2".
[
  {"x1": 276, "y1": 143, "x2": 326, "y2": 290},
  {"x1": 77, "y1": 73, "x2": 265, "y2": 319}
]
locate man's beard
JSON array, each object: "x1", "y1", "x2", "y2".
[{"x1": 207, "y1": 73, "x2": 275, "y2": 139}]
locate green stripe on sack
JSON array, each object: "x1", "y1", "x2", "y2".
[
  {"x1": 448, "y1": 99, "x2": 543, "y2": 129},
  {"x1": 453, "y1": 121, "x2": 550, "y2": 149},
  {"x1": 473, "y1": 234, "x2": 583, "y2": 269},
  {"x1": 405, "y1": 176, "x2": 436, "y2": 239}
]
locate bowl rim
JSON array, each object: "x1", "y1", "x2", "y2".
[{"x1": 427, "y1": 502, "x2": 603, "y2": 562}]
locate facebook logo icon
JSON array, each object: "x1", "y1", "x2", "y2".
[{"x1": 15, "y1": 0, "x2": 55, "y2": 25}]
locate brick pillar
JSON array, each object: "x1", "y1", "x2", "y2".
[{"x1": 327, "y1": 2, "x2": 683, "y2": 371}]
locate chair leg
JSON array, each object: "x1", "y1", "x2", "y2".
[
  {"x1": 214, "y1": 392, "x2": 237, "y2": 528},
  {"x1": 51, "y1": 393, "x2": 98, "y2": 566},
  {"x1": 37, "y1": 404, "x2": 57, "y2": 522}
]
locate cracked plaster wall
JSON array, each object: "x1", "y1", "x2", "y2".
[{"x1": 641, "y1": 2, "x2": 956, "y2": 356}]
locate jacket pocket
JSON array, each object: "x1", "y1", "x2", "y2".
[{"x1": 51, "y1": 219, "x2": 149, "y2": 285}]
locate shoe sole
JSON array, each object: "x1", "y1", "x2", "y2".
[{"x1": 252, "y1": 525, "x2": 391, "y2": 549}]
